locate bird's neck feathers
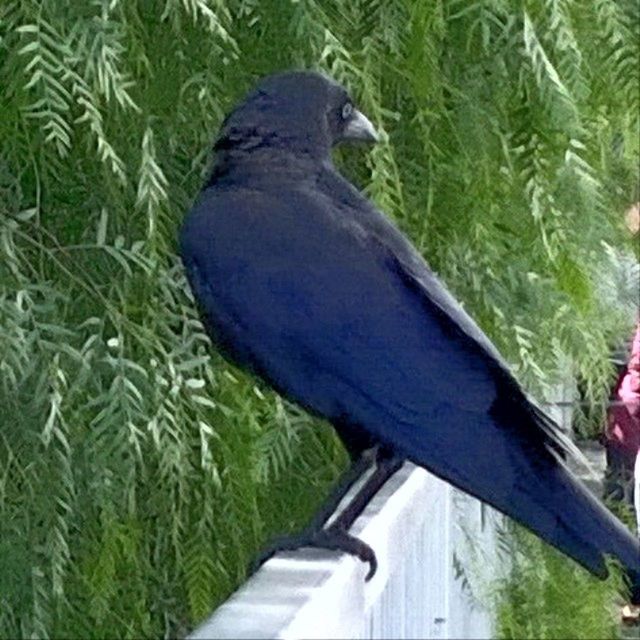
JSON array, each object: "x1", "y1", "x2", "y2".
[
  {"x1": 214, "y1": 128, "x2": 329, "y2": 161},
  {"x1": 207, "y1": 121, "x2": 335, "y2": 187}
]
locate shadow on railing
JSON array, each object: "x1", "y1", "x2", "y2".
[{"x1": 189, "y1": 462, "x2": 504, "y2": 640}]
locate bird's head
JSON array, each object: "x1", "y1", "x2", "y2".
[{"x1": 215, "y1": 71, "x2": 378, "y2": 160}]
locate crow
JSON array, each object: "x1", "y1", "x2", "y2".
[{"x1": 180, "y1": 70, "x2": 640, "y2": 601}]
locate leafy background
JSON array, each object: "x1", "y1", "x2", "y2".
[{"x1": 0, "y1": 0, "x2": 638, "y2": 637}]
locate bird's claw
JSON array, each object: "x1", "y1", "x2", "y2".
[
  {"x1": 251, "y1": 526, "x2": 378, "y2": 581},
  {"x1": 312, "y1": 526, "x2": 378, "y2": 580}
]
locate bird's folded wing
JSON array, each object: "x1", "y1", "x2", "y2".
[{"x1": 183, "y1": 187, "x2": 566, "y2": 456}]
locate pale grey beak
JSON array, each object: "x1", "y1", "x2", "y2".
[{"x1": 342, "y1": 109, "x2": 379, "y2": 143}]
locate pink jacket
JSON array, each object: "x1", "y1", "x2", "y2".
[{"x1": 607, "y1": 322, "x2": 640, "y2": 460}]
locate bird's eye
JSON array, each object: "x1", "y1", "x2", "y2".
[{"x1": 341, "y1": 102, "x2": 353, "y2": 120}]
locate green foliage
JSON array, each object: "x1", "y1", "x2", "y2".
[
  {"x1": 494, "y1": 523, "x2": 625, "y2": 640},
  {"x1": 0, "y1": 0, "x2": 638, "y2": 637}
]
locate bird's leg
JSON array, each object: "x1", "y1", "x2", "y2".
[
  {"x1": 253, "y1": 449, "x2": 375, "y2": 573},
  {"x1": 328, "y1": 450, "x2": 403, "y2": 532},
  {"x1": 304, "y1": 447, "x2": 377, "y2": 531},
  {"x1": 253, "y1": 448, "x2": 403, "y2": 581},
  {"x1": 318, "y1": 451, "x2": 404, "y2": 580}
]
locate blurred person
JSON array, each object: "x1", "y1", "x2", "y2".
[
  {"x1": 629, "y1": 325, "x2": 640, "y2": 535},
  {"x1": 608, "y1": 203, "x2": 640, "y2": 624},
  {"x1": 603, "y1": 203, "x2": 640, "y2": 511},
  {"x1": 607, "y1": 321, "x2": 640, "y2": 523},
  {"x1": 620, "y1": 321, "x2": 640, "y2": 624}
]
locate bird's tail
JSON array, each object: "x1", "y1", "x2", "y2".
[
  {"x1": 522, "y1": 458, "x2": 640, "y2": 602},
  {"x1": 409, "y1": 416, "x2": 640, "y2": 602}
]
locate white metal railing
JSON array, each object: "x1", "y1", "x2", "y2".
[{"x1": 189, "y1": 462, "x2": 504, "y2": 639}]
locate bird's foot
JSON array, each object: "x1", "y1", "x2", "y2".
[
  {"x1": 312, "y1": 526, "x2": 377, "y2": 580},
  {"x1": 252, "y1": 525, "x2": 377, "y2": 581}
]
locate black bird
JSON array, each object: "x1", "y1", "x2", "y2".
[{"x1": 180, "y1": 70, "x2": 640, "y2": 600}]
